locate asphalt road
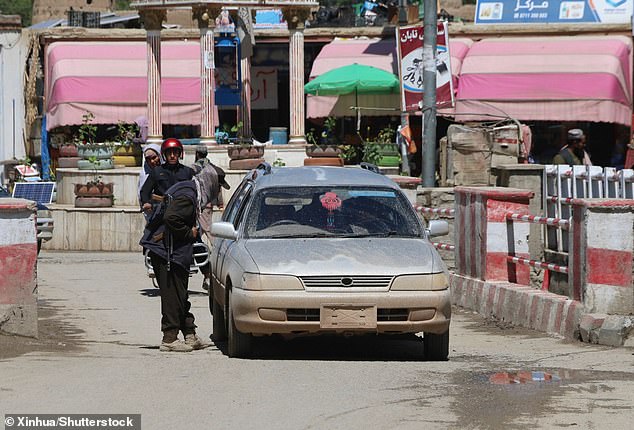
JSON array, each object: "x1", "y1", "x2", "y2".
[{"x1": 1, "y1": 251, "x2": 633, "y2": 430}]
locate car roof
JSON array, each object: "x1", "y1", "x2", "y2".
[{"x1": 251, "y1": 166, "x2": 401, "y2": 190}]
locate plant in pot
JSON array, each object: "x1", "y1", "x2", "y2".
[
  {"x1": 112, "y1": 121, "x2": 142, "y2": 167},
  {"x1": 74, "y1": 156, "x2": 114, "y2": 208},
  {"x1": 305, "y1": 117, "x2": 342, "y2": 158},
  {"x1": 362, "y1": 126, "x2": 400, "y2": 167},
  {"x1": 75, "y1": 111, "x2": 115, "y2": 170},
  {"x1": 225, "y1": 121, "x2": 265, "y2": 169}
]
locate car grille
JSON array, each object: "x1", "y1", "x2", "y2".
[
  {"x1": 286, "y1": 308, "x2": 409, "y2": 322},
  {"x1": 299, "y1": 275, "x2": 393, "y2": 289},
  {"x1": 287, "y1": 308, "x2": 320, "y2": 321}
]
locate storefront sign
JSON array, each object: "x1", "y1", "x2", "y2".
[
  {"x1": 475, "y1": 0, "x2": 633, "y2": 24},
  {"x1": 251, "y1": 67, "x2": 278, "y2": 110},
  {"x1": 396, "y1": 22, "x2": 453, "y2": 112}
]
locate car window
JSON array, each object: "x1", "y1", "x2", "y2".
[
  {"x1": 243, "y1": 186, "x2": 423, "y2": 239},
  {"x1": 224, "y1": 182, "x2": 253, "y2": 226}
]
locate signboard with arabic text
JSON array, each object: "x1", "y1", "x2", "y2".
[
  {"x1": 475, "y1": 0, "x2": 633, "y2": 24},
  {"x1": 396, "y1": 22, "x2": 454, "y2": 112}
]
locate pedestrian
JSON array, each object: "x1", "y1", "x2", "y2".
[
  {"x1": 140, "y1": 165, "x2": 219, "y2": 352},
  {"x1": 552, "y1": 129, "x2": 592, "y2": 166},
  {"x1": 140, "y1": 138, "x2": 195, "y2": 215},
  {"x1": 190, "y1": 145, "x2": 230, "y2": 291},
  {"x1": 137, "y1": 143, "x2": 162, "y2": 207}
]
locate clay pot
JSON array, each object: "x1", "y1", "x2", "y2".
[
  {"x1": 306, "y1": 145, "x2": 342, "y2": 158},
  {"x1": 59, "y1": 144, "x2": 79, "y2": 157}
]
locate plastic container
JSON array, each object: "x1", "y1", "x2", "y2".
[{"x1": 269, "y1": 127, "x2": 288, "y2": 145}]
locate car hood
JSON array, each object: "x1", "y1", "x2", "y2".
[{"x1": 243, "y1": 238, "x2": 440, "y2": 276}]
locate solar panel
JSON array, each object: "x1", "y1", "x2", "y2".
[{"x1": 12, "y1": 182, "x2": 56, "y2": 204}]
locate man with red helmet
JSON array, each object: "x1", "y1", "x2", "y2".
[{"x1": 140, "y1": 138, "x2": 195, "y2": 213}]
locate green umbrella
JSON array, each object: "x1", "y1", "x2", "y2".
[
  {"x1": 304, "y1": 63, "x2": 399, "y2": 132},
  {"x1": 304, "y1": 63, "x2": 399, "y2": 96}
]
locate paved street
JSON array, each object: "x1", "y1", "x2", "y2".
[{"x1": 1, "y1": 251, "x2": 634, "y2": 429}]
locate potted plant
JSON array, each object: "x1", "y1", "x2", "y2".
[
  {"x1": 362, "y1": 126, "x2": 400, "y2": 167},
  {"x1": 112, "y1": 121, "x2": 142, "y2": 166},
  {"x1": 74, "y1": 156, "x2": 114, "y2": 208},
  {"x1": 305, "y1": 117, "x2": 343, "y2": 159},
  {"x1": 75, "y1": 111, "x2": 115, "y2": 170}
]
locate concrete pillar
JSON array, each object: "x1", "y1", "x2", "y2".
[
  {"x1": 454, "y1": 186, "x2": 534, "y2": 284},
  {"x1": 283, "y1": 8, "x2": 311, "y2": 145},
  {"x1": 140, "y1": 9, "x2": 166, "y2": 146},
  {"x1": 493, "y1": 164, "x2": 547, "y2": 287},
  {"x1": 194, "y1": 7, "x2": 220, "y2": 146},
  {"x1": 239, "y1": 56, "x2": 252, "y2": 140},
  {"x1": 570, "y1": 199, "x2": 634, "y2": 313},
  {"x1": 0, "y1": 198, "x2": 38, "y2": 337}
]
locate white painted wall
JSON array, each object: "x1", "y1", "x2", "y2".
[{"x1": 0, "y1": 30, "x2": 28, "y2": 180}]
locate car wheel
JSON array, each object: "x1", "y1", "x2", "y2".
[
  {"x1": 212, "y1": 293, "x2": 227, "y2": 342},
  {"x1": 423, "y1": 330, "x2": 449, "y2": 361},
  {"x1": 227, "y1": 289, "x2": 252, "y2": 358}
]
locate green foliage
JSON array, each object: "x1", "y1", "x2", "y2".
[
  {"x1": 0, "y1": 0, "x2": 33, "y2": 27},
  {"x1": 86, "y1": 156, "x2": 103, "y2": 185},
  {"x1": 273, "y1": 158, "x2": 286, "y2": 167},
  {"x1": 362, "y1": 143, "x2": 382, "y2": 165},
  {"x1": 306, "y1": 128, "x2": 318, "y2": 146},
  {"x1": 376, "y1": 127, "x2": 395, "y2": 144},
  {"x1": 339, "y1": 144, "x2": 359, "y2": 162},
  {"x1": 76, "y1": 111, "x2": 97, "y2": 145},
  {"x1": 115, "y1": 121, "x2": 139, "y2": 146}
]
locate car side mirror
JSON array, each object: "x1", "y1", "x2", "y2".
[
  {"x1": 210, "y1": 221, "x2": 238, "y2": 240},
  {"x1": 427, "y1": 220, "x2": 449, "y2": 237}
]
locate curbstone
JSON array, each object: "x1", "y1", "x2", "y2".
[
  {"x1": 596, "y1": 315, "x2": 630, "y2": 347},
  {"x1": 579, "y1": 313, "x2": 607, "y2": 343}
]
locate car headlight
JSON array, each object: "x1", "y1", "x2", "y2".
[
  {"x1": 390, "y1": 273, "x2": 448, "y2": 291},
  {"x1": 240, "y1": 273, "x2": 304, "y2": 291}
]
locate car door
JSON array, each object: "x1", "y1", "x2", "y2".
[{"x1": 211, "y1": 181, "x2": 253, "y2": 308}]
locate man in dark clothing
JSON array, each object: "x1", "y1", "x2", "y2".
[
  {"x1": 140, "y1": 138, "x2": 195, "y2": 215},
  {"x1": 140, "y1": 166, "x2": 219, "y2": 352},
  {"x1": 191, "y1": 145, "x2": 230, "y2": 291},
  {"x1": 553, "y1": 129, "x2": 592, "y2": 166}
]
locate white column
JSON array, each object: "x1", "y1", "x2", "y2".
[
  {"x1": 239, "y1": 56, "x2": 252, "y2": 140},
  {"x1": 140, "y1": 9, "x2": 165, "y2": 146},
  {"x1": 288, "y1": 28, "x2": 306, "y2": 144},
  {"x1": 194, "y1": 7, "x2": 220, "y2": 145}
]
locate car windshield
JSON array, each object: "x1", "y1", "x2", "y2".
[{"x1": 244, "y1": 186, "x2": 423, "y2": 239}]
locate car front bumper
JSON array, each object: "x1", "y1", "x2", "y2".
[{"x1": 231, "y1": 287, "x2": 451, "y2": 336}]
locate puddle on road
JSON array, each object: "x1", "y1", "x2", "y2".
[
  {"x1": 450, "y1": 368, "x2": 634, "y2": 429},
  {"x1": 489, "y1": 370, "x2": 562, "y2": 384}
]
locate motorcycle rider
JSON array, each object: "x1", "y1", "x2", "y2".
[{"x1": 140, "y1": 138, "x2": 195, "y2": 215}]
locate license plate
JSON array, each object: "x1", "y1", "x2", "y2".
[{"x1": 320, "y1": 305, "x2": 377, "y2": 329}]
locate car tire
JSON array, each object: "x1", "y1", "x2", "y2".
[
  {"x1": 211, "y1": 293, "x2": 227, "y2": 342},
  {"x1": 423, "y1": 330, "x2": 449, "y2": 361},
  {"x1": 227, "y1": 289, "x2": 252, "y2": 358}
]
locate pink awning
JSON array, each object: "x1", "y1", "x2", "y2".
[
  {"x1": 45, "y1": 41, "x2": 218, "y2": 130},
  {"x1": 307, "y1": 37, "x2": 472, "y2": 119},
  {"x1": 454, "y1": 36, "x2": 633, "y2": 126}
]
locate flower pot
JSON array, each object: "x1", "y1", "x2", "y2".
[
  {"x1": 74, "y1": 182, "x2": 114, "y2": 198},
  {"x1": 113, "y1": 144, "x2": 142, "y2": 157},
  {"x1": 59, "y1": 144, "x2": 79, "y2": 157},
  {"x1": 305, "y1": 145, "x2": 342, "y2": 158},
  {"x1": 227, "y1": 146, "x2": 264, "y2": 160},
  {"x1": 77, "y1": 158, "x2": 114, "y2": 170},
  {"x1": 77, "y1": 144, "x2": 114, "y2": 160}
]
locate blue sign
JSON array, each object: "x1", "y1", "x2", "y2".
[{"x1": 475, "y1": 0, "x2": 633, "y2": 24}]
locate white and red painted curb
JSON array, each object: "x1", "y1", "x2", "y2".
[
  {"x1": 451, "y1": 273, "x2": 582, "y2": 340},
  {"x1": 0, "y1": 198, "x2": 38, "y2": 337},
  {"x1": 570, "y1": 199, "x2": 634, "y2": 314}
]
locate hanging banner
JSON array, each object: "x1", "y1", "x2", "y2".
[
  {"x1": 474, "y1": 0, "x2": 633, "y2": 24},
  {"x1": 396, "y1": 21, "x2": 454, "y2": 113}
]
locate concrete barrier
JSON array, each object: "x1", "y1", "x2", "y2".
[{"x1": 0, "y1": 198, "x2": 38, "y2": 337}]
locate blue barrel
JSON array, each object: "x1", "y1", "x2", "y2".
[{"x1": 269, "y1": 127, "x2": 288, "y2": 145}]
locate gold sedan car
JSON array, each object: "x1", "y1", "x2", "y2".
[{"x1": 210, "y1": 164, "x2": 450, "y2": 360}]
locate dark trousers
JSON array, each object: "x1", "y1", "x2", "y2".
[{"x1": 149, "y1": 252, "x2": 197, "y2": 341}]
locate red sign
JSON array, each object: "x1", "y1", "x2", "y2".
[{"x1": 396, "y1": 22, "x2": 454, "y2": 112}]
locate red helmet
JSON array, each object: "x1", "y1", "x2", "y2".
[{"x1": 161, "y1": 138, "x2": 183, "y2": 159}]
